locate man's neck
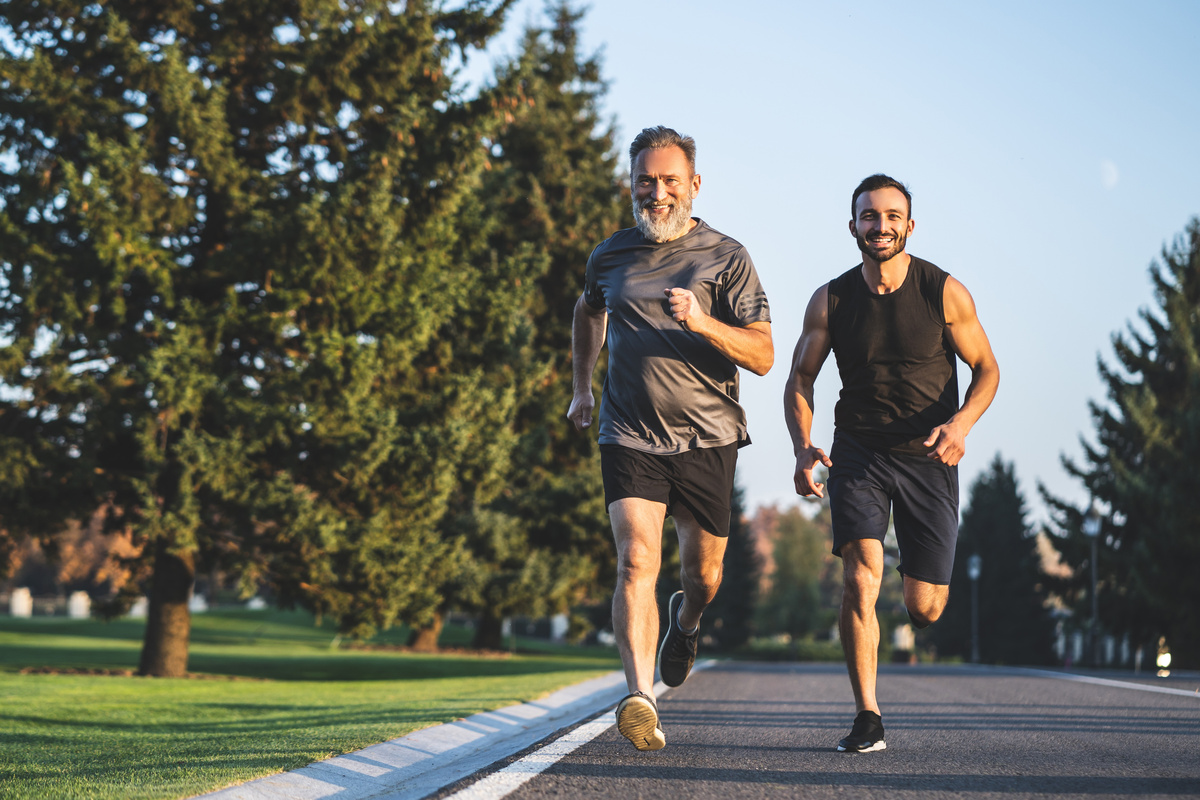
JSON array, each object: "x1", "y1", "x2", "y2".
[
  {"x1": 665, "y1": 217, "x2": 699, "y2": 242},
  {"x1": 860, "y1": 252, "x2": 911, "y2": 295}
]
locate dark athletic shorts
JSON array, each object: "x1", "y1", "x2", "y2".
[
  {"x1": 599, "y1": 443, "x2": 738, "y2": 537},
  {"x1": 827, "y1": 431, "x2": 959, "y2": 585}
]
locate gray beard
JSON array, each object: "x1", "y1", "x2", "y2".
[{"x1": 633, "y1": 194, "x2": 693, "y2": 242}]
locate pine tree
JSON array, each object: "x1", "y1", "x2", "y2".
[
  {"x1": 0, "y1": 1, "x2": 519, "y2": 675},
  {"x1": 413, "y1": 2, "x2": 627, "y2": 650},
  {"x1": 1042, "y1": 218, "x2": 1200, "y2": 667},
  {"x1": 930, "y1": 455, "x2": 1055, "y2": 665}
]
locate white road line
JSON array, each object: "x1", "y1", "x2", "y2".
[
  {"x1": 1024, "y1": 668, "x2": 1200, "y2": 698},
  {"x1": 442, "y1": 718, "x2": 615, "y2": 800},
  {"x1": 445, "y1": 667, "x2": 715, "y2": 800}
]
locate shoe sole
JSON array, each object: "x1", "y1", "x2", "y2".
[
  {"x1": 616, "y1": 695, "x2": 666, "y2": 751},
  {"x1": 657, "y1": 591, "x2": 693, "y2": 688},
  {"x1": 837, "y1": 740, "x2": 886, "y2": 753}
]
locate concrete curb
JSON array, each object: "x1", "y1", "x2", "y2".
[{"x1": 192, "y1": 668, "x2": 633, "y2": 800}]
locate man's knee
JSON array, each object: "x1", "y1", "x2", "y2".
[
  {"x1": 904, "y1": 584, "x2": 949, "y2": 628},
  {"x1": 681, "y1": 561, "x2": 723, "y2": 602},
  {"x1": 616, "y1": 540, "x2": 661, "y2": 584},
  {"x1": 840, "y1": 544, "x2": 883, "y2": 609},
  {"x1": 906, "y1": 607, "x2": 939, "y2": 629}
]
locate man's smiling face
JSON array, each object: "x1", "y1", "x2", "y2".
[
  {"x1": 850, "y1": 186, "x2": 914, "y2": 264},
  {"x1": 631, "y1": 145, "x2": 700, "y2": 243}
]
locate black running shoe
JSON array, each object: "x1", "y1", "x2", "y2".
[
  {"x1": 657, "y1": 590, "x2": 698, "y2": 687},
  {"x1": 616, "y1": 691, "x2": 665, "y2": 751},
  {"x1": 837, "y1": 710, "x2": 886, "y2": 752}
]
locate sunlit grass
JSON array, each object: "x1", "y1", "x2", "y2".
[{"x1": 0, "y1": 609, "x2": 619, "y2": 800}]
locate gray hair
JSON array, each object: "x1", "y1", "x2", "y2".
[{"x1": 628, "y1": 126, "x2": 696, "y2": 175}]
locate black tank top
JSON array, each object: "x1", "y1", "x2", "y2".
[{"x1": 827, "y1": 256, "x2": 959, "y2": 455}]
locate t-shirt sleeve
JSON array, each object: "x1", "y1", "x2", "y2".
[
  {"x1": 720, "y1": 249, "x2": 771, "y2": 325},
  {"x1": 583, "y1": 243, "x2": 607, "y2": 310}
]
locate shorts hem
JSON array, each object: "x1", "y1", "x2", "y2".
[{"x1": 896, "y1": 569, "x2": 951, "y2": 586}]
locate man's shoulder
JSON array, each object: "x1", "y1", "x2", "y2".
[
  {"x1": 909, "y1": 255, "x2": 949, "y2": 278},
  {"x1": 589, "y1": 226, "x2": 644, "y2": 266},
  {"x1": 829, "y1": 264, "x2": 862, "y2": 294},
  {"x1": 688, "y1": 219, "x2": 751, "y2": 256}
]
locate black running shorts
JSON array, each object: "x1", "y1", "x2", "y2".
[
  {"x1": 827, "y1": 431, "x2": 959, "y2": 585},
  {"x1": 599, "y1": 443, "x2": 738, "y2": 537}
]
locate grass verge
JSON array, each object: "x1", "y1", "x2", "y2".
[{"x1": 0, "y1": 609, "x2": 619, "y2": 800}]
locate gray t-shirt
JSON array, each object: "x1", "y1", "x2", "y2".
[{"x1": 583, "y1": 219, "x2": 771, "y2": 454}]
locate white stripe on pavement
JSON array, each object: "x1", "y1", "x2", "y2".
[
  {"x1": 446, "y1": 664, "x2": 718, "y2": 800},
  {"x1": 442, "y1": 718, "x2": 614, "y2": 800},
  {"x1": 1024, "y1": 668, "x2": 1200, "y2": 698}
]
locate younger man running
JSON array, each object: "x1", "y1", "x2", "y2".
[{"x1": 784, "y1": 174, "x2": 999, "y2": 752}]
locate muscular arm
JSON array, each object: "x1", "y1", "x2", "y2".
[
  {"x1": 923, "y1": 276, "x2": 1000, "y2": 464},
  {"x1": 783, "y1": 285, "x2": 834, "y2": 497},
  {"x1": 663, "y1": 288, "x2": 774, "y2": 375},
  {"x1": 567, "y1": 294, "x2": 607, "y2": 431}
]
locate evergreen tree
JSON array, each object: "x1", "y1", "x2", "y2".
[
  {"x1": 704, "y1": 483, "x2": 762, "y2": 651},
  {"x1": 415, "y1": 2, "x2": 627, "y2": 649},
  {"x1": 930, "y1": 455, "x2": 1055, "y2": 665},
  {"x1": 0, "y1": 1, "x2": 518, "y2": 675},
  {"x1": 1042, "y1": 218, "x2": 1200, "y2": 667}
]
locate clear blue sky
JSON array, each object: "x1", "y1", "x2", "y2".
[{"x1": 474, "y1": 0, "x2": 1200, "y2": 524}]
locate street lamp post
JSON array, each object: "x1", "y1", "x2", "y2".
[
  {"x1": 1082, "y1": 504, "x2": 1103, "y2": 667},
  {"x1": 967, "y1": 554, "x2": 982, "y2": 664}
]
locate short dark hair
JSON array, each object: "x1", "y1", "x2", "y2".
[
  {"x1": 629, "y1": 126, "x2": 696, "y2": 175},
  {"x1": 851, "y1": 174, "x2": 912, "y2": 219}
]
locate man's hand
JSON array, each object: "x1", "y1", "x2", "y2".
[
  {"x1": 567, "y1": 391, "x2": 596, "y2": 432},
  {"x1": 664, "y1": 287, "x2": 710, "y2": 332},
  {"x1": 924, "y1": 418, "x2": 968, "y2": 465},
  {"x1": 794, "y1": 445, "x2": 834, "y2": 497}
]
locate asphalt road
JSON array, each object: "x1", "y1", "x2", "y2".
[{"x1": 435, "y1": 662, "x2": 1200, "y2": 800}]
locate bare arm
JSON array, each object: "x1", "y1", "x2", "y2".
[
  {"x1": 663, "y1": 288, "x2": 774, "y2": 375},
  {"x1": 783, "y1": 285, "x2": 834, "y2": 497},
  {"x1": 567, "y1": 294, "x2": 607, "y2": 431},
  {"x1": 923, "y1": 276, "x2": 1000, "y2": 465}
]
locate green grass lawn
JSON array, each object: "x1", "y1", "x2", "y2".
[{"x1": 0, "y1": 609, "x2": 620, "y2": 800}]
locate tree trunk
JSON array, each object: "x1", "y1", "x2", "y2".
[
  {"x1": 473, "y1": 610, "x2": 505, "y2": 650},
  {"x1": 137, "y1": 541, "x2": 195, "y2": 677},
  {"x1": 407, "y1": 612, "x2": 444, "y2": 653}
]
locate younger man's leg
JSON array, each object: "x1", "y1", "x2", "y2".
[
  {"x1": 836, "y1": 537, "x2": 889, "y2": 753},
  {"x1": 903, "y1": 577, "x2": 949, "y2": 629},
  {"x1": 838, "y1": 538, "x2": 885, "y2": 715}
]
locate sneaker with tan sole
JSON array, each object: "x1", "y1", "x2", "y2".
[{"x1": 615, "y1": 691, "x2": 666, "y2": 751}]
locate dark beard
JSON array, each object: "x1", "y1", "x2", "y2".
[{"x1": 856, "y1": 231, "x2": 907, "y2": 263}]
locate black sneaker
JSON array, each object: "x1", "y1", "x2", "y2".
[
  {"x1": 657, "y1": 590, "x2": 698, "y2": 687},
  {"x1": 837, "y1": 710, "x2": 886, "y2": 752},
  {"x1": 616, "y1": 691, "x2": 665, "y2": 751}
]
